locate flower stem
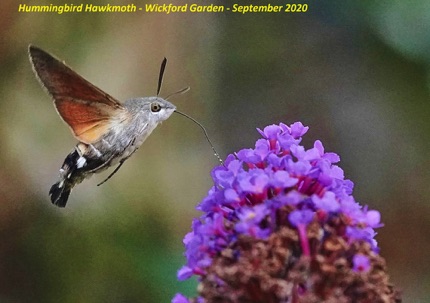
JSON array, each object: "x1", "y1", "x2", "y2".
[{"x1": 297, "y1": 224, "x2": 310, "y2": 257}]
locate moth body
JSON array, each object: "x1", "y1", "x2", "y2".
[{"x1": 29, "y1": 45, "x2": 176, "y2": 207}]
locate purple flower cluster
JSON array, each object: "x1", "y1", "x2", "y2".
[{"x1": 173, "y1": 122, "x2": 386, "y2": 302}]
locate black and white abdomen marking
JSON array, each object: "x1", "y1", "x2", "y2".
[
  {"x1": 49, "y1": 149, "x2": 89, "y2": 207},
  {"x1": 49, "y1": 143, "x2": 108, "y2": 207}
]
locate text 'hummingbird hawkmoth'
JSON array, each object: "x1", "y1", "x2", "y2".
[{"x1": 29, "y1": 45, "x2": 222, "y2": 207}]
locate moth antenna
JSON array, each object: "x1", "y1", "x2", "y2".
[
  {"x1": 165, "y1": 86, "x2": 190, "y2": 100},
  {"x1": 174, "y1": 110, "x2": 224, "y2": 166},
  {"x1": 157, "y1": 57, "x2": 167, "y2": 96}
]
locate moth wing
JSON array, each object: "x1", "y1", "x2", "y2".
[
  {"x1": 29, "y1": 45, "x2": 128, "y2": 144},
  {"x1": 54, "y1": 98, "x2": 127, "y2": 143}
]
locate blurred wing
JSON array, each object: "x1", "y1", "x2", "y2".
[{"x1": 29, "y1": 45, "x2": 127, "y2": 144}]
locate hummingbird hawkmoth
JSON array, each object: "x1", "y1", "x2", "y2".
[{"x1": 29, "y1": 45, "x2": 222, "y2": 207}]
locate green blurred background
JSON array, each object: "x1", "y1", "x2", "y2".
[{"x1": 1, "y1": 0, "x2": 430, "y2": 302}]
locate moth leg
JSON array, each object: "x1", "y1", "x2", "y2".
[
  {"x1": 97, "y1": 160, "x2": 126, "y2": 186},
  {"x1": 94, "y1": 138, "x2": 136, "y2": 186},
  {"x1": 87, "y1": 153, "x2": 117, "y2": 173}
]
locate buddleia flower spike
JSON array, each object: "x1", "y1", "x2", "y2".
[{"x1": 173, "y1": 122, "x2": 401, "y2": 303}]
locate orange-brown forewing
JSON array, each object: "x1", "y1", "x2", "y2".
[
  {"x1": 29, "y1": 45, "x2": 128, "y2": 144},
  {"x1": 54, "y1": 99, "x2": 117, "y2": 143}
]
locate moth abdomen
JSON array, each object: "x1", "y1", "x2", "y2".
[
  {"x1": 49, "y1": 150, "x2": 81, "y2": 207},
  {"x1": 49, "y1": 148, "x2": 105, "y2": 207}
]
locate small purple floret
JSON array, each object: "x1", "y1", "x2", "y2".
[
  {"x1": 172, "y1": 293, "x2": 190, "y2": 303},
  {"x1": 352, "y1": 254, "x2": 371, "y2": 273},
  {"x1": 288, "y1": 209, "x2": 315, "y2": 227}
]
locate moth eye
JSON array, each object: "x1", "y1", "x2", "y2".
[{"x1": 151, "y1": 102, "x2": 162, "y2": 112}]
